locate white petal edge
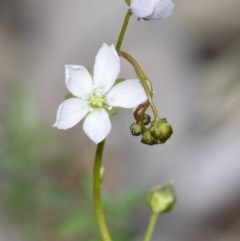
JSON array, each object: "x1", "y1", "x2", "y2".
[
  {"x1": 65, "y1": 65, "x2": 93, "y2": 98},
  {"x1": 130, "y1": 0, "x2": 154, "y2": 18},
  {"x1": 106, "y1": 79, "x2": 147, "y2": 108},
  {"x1": 83, "y1": 108, "x2": 111, "y2": 144},
  {"x1": 53, "y1": 98, "x2": 89, "y2": 130},
  {"x1": 93, "y1": 44, "x2": 120, "y2": 94},
  {"x1": 150, "y1": 0, "x2": 175, "y2": 19}
]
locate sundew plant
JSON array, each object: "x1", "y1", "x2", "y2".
[{"x1": 53, "y1": 1, "x2": 177, "y2": 241}]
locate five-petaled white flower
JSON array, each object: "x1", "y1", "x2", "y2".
[
  {"x1": 130, "y1": 0, "x2": 175, "y2": 20},
  {"x1": 53, "y1": 43, "x2": 147, "y2": 144}
]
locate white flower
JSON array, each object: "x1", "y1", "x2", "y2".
[
  {"x1": 130, "y1": 0, "x2": 175, "y2": 20},
  {"x1": 53, "y1": 43, "x2": 147, "y2": 144}
]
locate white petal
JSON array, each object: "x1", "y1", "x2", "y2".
[
  {"x1": 93, "y1": 44, "x2": 120, "y2": 94},
  {"x1": 150, "y1": 0, "x2": 175, "y2": 19},
  {"x1": 106, "y1": 79, "x2": 147, "y2": 108},
  {"x1": 65, "y1": 65, "x2": 93, "y2": 98},
  {"x1": 53, "y1": 98, "x2": 89, "y2": 130},
  {"x1": 83, "y1": 108, "x2": 111, "y2": 144},
  {"x1": 130, "y1": 0, "x2": 154, "y2": 18}
]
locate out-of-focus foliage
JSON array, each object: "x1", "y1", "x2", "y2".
[
  {"x1": 0, "y1": 89, "x2": 145, "y2": 241},
  {"x1": 60, "y1": 181, "x2": 145, "y2": 241}
]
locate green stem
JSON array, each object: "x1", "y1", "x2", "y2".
[
  {"x1": 92, "y1": 10, "x2": 133, "y2": 241},
  {"x1": 119, "y1": 50, "x2": 160, "y2": 120},
  {"x1": 116, "y1": 9, "x2": 132, "y2": 52},
  {"x1": 93, "y1": 140, "x2": 112, "y2": 241},
  {"x1": 143, "y1": 212, "x2": 160, "y2": 241}
]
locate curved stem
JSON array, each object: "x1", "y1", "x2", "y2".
[
  {"x1": 143, "y1": 212, "x2": 159, "y2": 241},
  {"x1": 116, "y1": 9, "x2": 132, "y2": 52},
  {"x1": 119, "y1": 50, "x2": 160, "y2": 120},
  {"x1": 134, "y1": 101, "x2": 150, "y2": 131},
  {"x1": 93, "y1": 140, "x2": 112, "y2": 241}
]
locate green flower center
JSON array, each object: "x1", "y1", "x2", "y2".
[{"x1": 89, "y1": 94, "x2": 105, "y2": 108}]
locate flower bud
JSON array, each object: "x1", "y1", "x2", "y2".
[
  {"x1": 130, "y1": 0, "x2": 175, "y2": 20},
  {"x1": 147, "y1": 184, "x2": 176, "y2": 214},
  {"x1": 143, "y1": 114, "x2": 151, "y2": 125},
  {"x1": 141, "y1": 130, "x2": 158, "y2": 145},
  {"x1": 130, "y1": 123, "x2": 142, "y2": 136},
  {"x1": 150, "y1": 118, "x2": 173, "y2": 143}
]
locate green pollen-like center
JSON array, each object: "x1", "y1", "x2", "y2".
[{"x1": 89, "y1": 94, "x2": 105, "y2": 108}]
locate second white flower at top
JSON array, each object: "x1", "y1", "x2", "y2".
[
  {"x1": 53, "y1": 43, "x2": 147, "y2": 144},
  {"x1": 130, "y1": 0, "x2": 175, "y2": 20}
]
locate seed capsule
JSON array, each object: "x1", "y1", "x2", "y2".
[
  {"x1": 130, "y1": 123, "x2": 142, "y2": 136},
  {"x1": 141, "y1": 130, "x2": 158, "y2": 145},
  {"x1": 150, "y1": 118, "x2": 173, "y2": 143},
  {"x1": 143, "y1": 114, "x2": 151, "y2": 125}
]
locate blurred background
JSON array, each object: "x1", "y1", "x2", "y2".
[{"x1": 1, "y1": 0, "x2": 240, "y2": 240}]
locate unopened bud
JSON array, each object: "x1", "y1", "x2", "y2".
[
  {"x1": 147, "y1": 184, "x2": 176, "y2": 214},
  {"x1": 150, "y1": 118, "x2": 173, "y2": 143},
  {"x1": 141, "y1": 130, "x2": 158, "y2": 145},
  {"x1": 130, "y1": 123, "x2": 142, "y2": 136},
  {"x1": 130, "y1": 0, "x2": 175, "y2": 20},
  {"x1": 143, "y1": 114, "x2": 151, "y2": 125}
]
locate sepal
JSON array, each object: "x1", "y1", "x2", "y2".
[
  {"x1": 125, "y1": 0, "x2": 131, "y2": 6},
  {"x1": 65, "y1": 92, "x2": 76, "y2": 99},
  {"x1": 106, "y1": 106, "x2": 119, "y2": 116}
]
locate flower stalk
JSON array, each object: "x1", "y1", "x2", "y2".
[
  {"x1": 143, "y1": 212, "x2": 159, "y2": 241},
  {"x1": 93, "y1": 140, "x2": 112, "y2": 241},
  {"x1": 116, "y1": 9, "x2": 132, "y2": 52},
  {"x1": 119, "y1": 50, "x2": 160, "y2": 120},
  {"x1": 93, "y1": 9, "x2": 134, "y2": 241}
]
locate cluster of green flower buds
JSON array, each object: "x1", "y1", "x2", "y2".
[
  {"x1": 130, "y1": 114, "x2": 173, "y2": 145},
  {"x1": 130, "y1": 113, "x2": 151, "y2": 136},
  {"x1": 147, "y1": 184, "x2": 176, "y2": 214}
]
